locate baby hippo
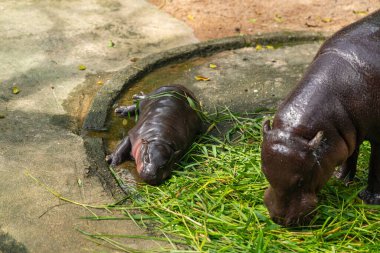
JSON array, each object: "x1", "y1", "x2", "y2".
[
  {"x1": 107, "y1": 85, "x2": 203, "y2": 185},
  {"x1": 261, "y1": 10, "x2": 380, "y2": 226}
]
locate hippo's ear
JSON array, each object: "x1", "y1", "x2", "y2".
[
  {"x1": 263, "y1": 120, "x2": 271, "y2": 135},
  {"x1": 308, "y1": 131, "x2": 323, "y2": 150}
]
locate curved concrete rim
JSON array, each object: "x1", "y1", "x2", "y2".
[
  {"x1": 83, "y1": 31, "x2": 326, "y2": 131},
  {"x1": 82, "y1": 32, "x2": 327, "y2": 196}
]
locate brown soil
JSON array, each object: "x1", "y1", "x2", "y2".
[{"x1": 149, "y1": 0, "x2": 380, "y2": 41}]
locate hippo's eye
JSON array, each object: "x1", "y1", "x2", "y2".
[
  {"x1": 144, "y1": 154, "x2": 150, "y2": 164},
  {"x1": 141, "y1": 145, "x2": 150, "y2": 164}
]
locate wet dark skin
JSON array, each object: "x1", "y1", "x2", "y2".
[
  {"x1": 261, "y1": 10, "x2": 380, "y2": 227},
  {"x1": 106, "y1": 85, "x2": 202, "y2": 185}
]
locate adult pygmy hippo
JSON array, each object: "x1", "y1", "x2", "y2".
[
  {"x1": 261, "y1": 10, "x2": 380, "y2": 226},
  {"x1": 106, "y1": 85, "x2": 203, "y2": 185}
]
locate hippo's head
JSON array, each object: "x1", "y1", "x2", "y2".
[
  {"x1": 137, "y1": 139, "x2": 180, "y2": 185},
  {"x1": 261, "y1": 120, "x2": 325, "y2": 226}
]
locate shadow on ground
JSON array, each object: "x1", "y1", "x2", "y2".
[{"x1": 0, "y1": 232, "x2": 28, "y2": 253}]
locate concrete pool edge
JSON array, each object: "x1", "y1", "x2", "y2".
[{"x1": 82, "y1": 32, "x2": 327, "y2": 197}]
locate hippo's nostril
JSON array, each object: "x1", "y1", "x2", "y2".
[
  {"x1": 283, "y1": 210, "x2": 316, "y2": 227},
  {"x1": 139, "y1": 166, "x2": 164, "y2": 185},
  {"x1": 270, "y1": 215, "x2": 291, "y2": 227}
]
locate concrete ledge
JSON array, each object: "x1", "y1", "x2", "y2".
[{"x1": 83, "y1": 137, "x2": 124, "y2": 197}]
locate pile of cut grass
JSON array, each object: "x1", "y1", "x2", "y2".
[{"x1": 85, "y1": 110, "x2": 379, "y2": 252}]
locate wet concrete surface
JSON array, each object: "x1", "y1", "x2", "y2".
[
  {"x1": 182, "y1": 43, "x2": 322, "y2": 112},
  {"x1": 106, "y1": 41, "x2": 322, "y2": 188}
]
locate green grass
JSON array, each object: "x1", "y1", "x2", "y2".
[{"x1": 83, "y1": 110, "x2": 380, "y2": 252}]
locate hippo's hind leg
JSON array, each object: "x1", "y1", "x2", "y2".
[
  {"x1": 106, "y1": 136, "x2": 132, "y2": 167},
  {"x1": 114, "y1": 92, "x2": 146, "y2": 117},
  {"x1": 359, "y1": 141, "x2": 380, "y2": 204},
  {"x1": 335, "y1": 146, "x2": 359, "y2": 185},
  {"x1": 115, "y1": 104, "x2": 137, "y2": 117}
]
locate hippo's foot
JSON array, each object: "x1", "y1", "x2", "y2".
[
  {"x1": 106, "y1": 153, "x2": 131, "y2": 167},
  {"x1": 105, "y1": 154, "x2": 114, "y2": 165},
  {"x1": 358, "y1": 189, "x2": 380, "y2": 204},
  {"x1": 115, "y1": 105, "x2": 137, "y2": 117},
  {"x1": 335, "y1": 150, "x2": 359, "y2": 186},
  {"x1": 132, "y1": 92, "x2": 146, "y2": 102},
  {"x1": 105, "y1": 154, "x2": 121, "y2": 167},
  {"x1": 106, "y1": 136, "x2": 132, "y2": 166},
  {"x1": 334, "y1": 166, "x2": 356, "y2": 186}
]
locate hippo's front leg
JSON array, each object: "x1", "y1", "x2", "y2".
[
  {"x1": 336, "y1": 146, "x2": 359, "y2": 185},
  {"x1": 359, "y1": 141, "x2": 380, "y2": 204},
  {"x1": 106, "y1": 136, "x2": 132, "y2": 167}
]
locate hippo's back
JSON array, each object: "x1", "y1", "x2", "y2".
[
  {"x1": 129, "y1": 85, "x2": 202, "y2": 150},
  {"x1": 317, "y1": 10, "x2": 380, "y2": 78},
  {"x1": 274, "y1": 10, "x2": 380, "y2": 142}
]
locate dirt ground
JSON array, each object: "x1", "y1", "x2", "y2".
[{"x1": 149, "y1": 0, "x2": 380, "y2": 40}]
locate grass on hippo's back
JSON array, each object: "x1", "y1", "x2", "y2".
[{"x1": 85, "y1": 110, "x2": 379, "y2": 252}]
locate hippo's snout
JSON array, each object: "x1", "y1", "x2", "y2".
[
  {"x1": 139, "y1": 164, "x2": 167, "y2": 186},
  {"x1": 264, "y1": 187, "x2": 318, "y2": 227},
  {"x1": 137, "y1": 141, "x2": 175, "y2": 185}
]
